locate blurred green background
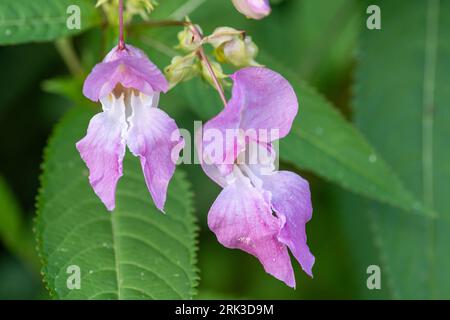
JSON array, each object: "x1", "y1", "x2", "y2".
[{"x1": 0, "y1": 0, "x2": 448, "y2": 299}]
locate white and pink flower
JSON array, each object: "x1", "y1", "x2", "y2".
[{"x1": 77, "y1": 44, "x2": 183, "y2": 212}]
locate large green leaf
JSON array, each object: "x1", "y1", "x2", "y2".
[
  {"x1": 0, "y1": 0, "x2": 101, "y2": 45},
  {"x1": 349, "y1": 0, "x2": 450, "y2": 298},
  {"x1": 36, "y1": 106, "x2": 198, "y2": 299}
]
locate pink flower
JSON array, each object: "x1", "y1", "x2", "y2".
[
  {"x1": 231, "y1": 0, "x2": 271, "y2": 20},
  {"x1": 197, "y1": 67, "x2": 314, "y2": 287},
  {"x1": 77, "y1": 44, "x2": 183, "y2": 212}
]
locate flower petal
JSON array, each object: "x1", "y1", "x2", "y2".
[
  {"x1": 198, "y1": 107, "x2": 243, "y2": 185},
  {"x1": 76, "y1": 95, "x2": 127, "y2": 211},
  {"x1": 126, "y1": 93, "x2": 183, "y2": 212},
  {"x1": 83, "y1": 44, "x2": 169, "y2": 101},
  {"x1": 230, "y1": 67, "x2": 298, "y2": 140},
  {"x1": 261, "y1": 171, "x2": 315, "y2": 277},
  {"x1": 199, "y1": 67, "x2": 298, "y2": 181},
  {"x1": 208, "y1": 173, "x2": 296, "y2": 287},
  {"x1": 231, "y1": 0, "x2": 271, "y2": 20}
]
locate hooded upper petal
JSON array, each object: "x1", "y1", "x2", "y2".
[
  {"x1": 126, "y1": 92, "x2": 184, "y2": 212},
  {"x1": 76, "y1": 95, "x2": 127, "y2": 211},
  {"x1": 231, "y1": 0, "x2": 271, "y2": 20},
  {"x1": 261, "y1": 171, "x2": 315, "y2": 277},
  {"x1": 208, "y1": 170, "x2": 296, "y2": 287},
  {"x1": 83, "y1": 44, "x2": 169, "y2": 101},
  {"x1": 199, "y1": 67, "x2": 298, "y2": 180},
  {"x1": 230, "y1": 67, "x2": 298, "y2": 138}
]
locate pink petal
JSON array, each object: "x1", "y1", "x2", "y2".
[
  {"x1": 230, "y1": 67, "x2": 298, "y2": 139},
  {"x1": 83, "y1": 44, "x2": 169, "y2": 101},
  {"x1": 76, "y1": 95, "x2": 127, "y2": 211},
  {"x1": 208, "y1": 174, "x2": 296, "y2": 287},
  {"x1": 261, "y1": 171, "x2": 315, "y2": 277},
  {"x1": 198, "y1": 108, "x2": 243, "y2": 184},
  {"x1": 231, "y1": 0, "x2": 271, "y2": 20},
  {"x1": 199, "y1": 67, "x2": 297, "y2": 181},
  {"x1": 126, "y1": 93, "x2": 183, "y2": 212}
]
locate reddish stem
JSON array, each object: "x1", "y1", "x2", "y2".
[
  {"x1": 189, "y1": 25, "x2": 228, "y2": 107},
  {"x1": 118, "y1": 0, "x2": 125, "y2": 50}
]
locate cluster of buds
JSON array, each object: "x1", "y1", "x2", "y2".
[
  {"x1": 96, "y1": 0, "x2": 157, "y2": 24},
  {"x1": 165, "y1": 23, "x2": 261, "y2": 89}
]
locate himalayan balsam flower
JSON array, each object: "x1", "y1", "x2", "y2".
[
  {"x1": 77, "y1": 44, "x2": 183, "y2": 212},
  {"x1": 231, "y1": 0, "x2": 271, "y2": 20},
  {"x1": 198, "y1": 67, "x2": 314, "y2": 287}
]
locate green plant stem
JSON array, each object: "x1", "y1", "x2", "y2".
[{"x1": 54, "y1": 38, "x2": 83, "y2": 76}]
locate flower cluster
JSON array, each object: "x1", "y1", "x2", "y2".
[
  {"x1": 77, "y1": 0, "x2": 314, "y2": 287},
  {"x1": 165, "y1": 24, "x2": 260, "y2": 89}
]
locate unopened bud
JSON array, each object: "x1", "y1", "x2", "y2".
[
  {"x1": 216, "y1": 36, "x2": 260, "y2": 67},
  {"x1": 96, "y1": 0, "x2": 157, "y2": 23},
  {"x1": 177, "y1": 24, "x2": 203, "y2": 52},
  {"x1": 205, "y1": 27, "x2": 244, "y2": 48},
  {"x1": 200, "y1": 59, "x2": 228, "y2": 88},
  {"x1": 165, "y1": 54, "x2": 199, "y2": 89}
]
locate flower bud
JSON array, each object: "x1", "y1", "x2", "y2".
[
  {"x1": 177, "y1": 24, "x2": 203, "y2": 52},
  {"x1": 206, "y1": 27, "x2": 260, "y2": 67},
  {"x1": 205, "y1": 27, "x2": 244, "y2": 48},
  {"x1": 164, "y1": 54, "x2": 199, "y2": 88},
  {"x1": 231, "y1": 0, "x2": 271, "y2": 20},
  {"x1": 217, "y1": 36, "x2": 260, "y2": 67},
  {"x1": 200, "y1": 59, "x2": 228, "y2": 88},
  {"x1": 96, "y1": 0, "x2": 157, "y2": 23}
]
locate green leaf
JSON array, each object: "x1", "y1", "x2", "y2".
[
  {"x1": 0, "y1": 0, "x2": 101, "y2": 45},
  {"x1": 35, "y1": 106, "x2": 198, "y2": 299},
  {"x1": 350, "y1": 0, "x2": 450, "y2": 298}
]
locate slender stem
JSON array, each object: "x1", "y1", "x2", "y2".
[
  {"x1": 118, "y1": 0, "x2": 125, "y2": 50},
  {"x1": 189, "y1": 24, "x2": 228, "y2": 107},
  {"x1": 131, "y1": 19, "x2": 228, "y2": 107},
  {"x1": 55, "y1": 38, "x2": 83, "y2": 76}
]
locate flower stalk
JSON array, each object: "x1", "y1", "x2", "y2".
[
  {"x1": 189, "y1": 24, "x2": 228, "y2": 108},
  {"x1": 118, "y1": 0, "x2": 125, "y2": 50}
]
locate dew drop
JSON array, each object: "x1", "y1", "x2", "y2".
[
  {"x1": 5, "y1": 29, "x2": 11, "y2": 36},
  {"x1": 369, "y1": 154, "x2": 377, "y2": 163}
]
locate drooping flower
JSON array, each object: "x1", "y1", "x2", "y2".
[
  {"x1": 197, "y1": 67, "x2": 314, "y2": 287},
  {"x1": 231, "y1": 0, "x2": 271, "y2": 20},
  {"x1": 77, "y1": 44, "x2": 183, "y2": 212}
]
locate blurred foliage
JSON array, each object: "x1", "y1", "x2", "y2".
[
  {"x1": 0, "y1": 0, "x2": 448, "y2": 299},
  {"x1": 344, "y1": 0, "x2": 450, "y2": 299}
]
